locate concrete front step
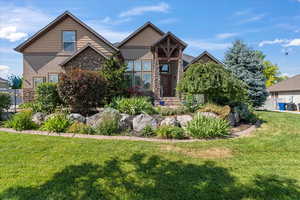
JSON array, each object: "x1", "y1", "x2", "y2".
[{"x1": 155, "y1": 97, "x2": 182, "y2": 106}]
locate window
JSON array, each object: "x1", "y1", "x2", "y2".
[
  {"x1": 125, "y1": 60, "x2": 152, "y2": 90},
  {"x1": 33, "y1": 77, "x2": 45, "y2": 88},
  {"x1": 160, "y1": 64, "x2": 169, "y2": 73},
  {"x1": 62, "y1": 31, "x2": 76, "y2": 52},
  {"x1": 48, "y1": 74, "x2": 59, "y2": 83}
]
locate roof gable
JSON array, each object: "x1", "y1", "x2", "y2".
[
  {"x1": 60, "y1": 43, "x2": 108, "y2": 66},
  {"x1": 117, "y1": 22, "x2": 165, "y2": 48},
  {"x1": 184, "y1": 51, "x2": 223, "y2": 71},
  {"x1": 268, "y1": 75, "x2": 300, "y2": 92},
  {"x1": 151, "y1": 31, "x2": 187, "y2": 48},
  {"x1": 15, "y1": 11, "x2": 118, "y2": 52}
]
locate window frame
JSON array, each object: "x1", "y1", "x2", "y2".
[
  {"x1": 62, "y1": 30, "x2": 77, "y2": 52},
  {"x1": 48, "y1": 73, "x2": 60, "y2": 83},
  {"x1": 125, "y1": 59, "x2": 152, "y2": 90},
  {"x1": 32, "y1": 76, "x2": 45, "y2": 88}
]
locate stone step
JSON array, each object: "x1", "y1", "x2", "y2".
[{"x1": 155, "y1": 97, "x2": 182, "y2": 106}]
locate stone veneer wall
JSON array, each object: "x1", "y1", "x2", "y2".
[
  {"x1": 64, "y1": 47, "x2": 106, "y2": 71},
  {"x1": 23, "y1": 88, "x2": 35, "y2": 102}
]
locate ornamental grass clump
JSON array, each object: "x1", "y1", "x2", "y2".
[
  {"x1": 67, "y1": 122, "x2": 95, "y2": 134},
  {"x1": 109, "y1": 97, "x2": 155, "y2": 115},
  {"x1": 40, "y1": 114, "x2": 72, "y2": 133},
  {"x1": 198, "y1": 103, "x2": 231, "y2": 119},
  {"x1": 185, "y1": 113, "x2": 230, "y2": 139},
  {"x1": 4, "y1": 110, "x2": 37, "y2": 131},
  {"x1": 156, "y1": 125, "x2": 185, "y2": 139}
]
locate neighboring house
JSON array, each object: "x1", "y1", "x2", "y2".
[
  {"x1": 0, "y1": 77, "x2": 9, "y2": 90},
  {"x1": 15, "y1": 11, "x2": 221, "y2": 105},
  {"x1": 267, "y1": 74, "x2": 300, "y2": 110}
]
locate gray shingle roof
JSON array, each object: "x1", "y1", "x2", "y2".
[
  {"x1": 268, "y1": 74, "x2": 300, "y2": 92},
  {"x1": 0, "y1": 77, "x2": 8, "y2": 83}
]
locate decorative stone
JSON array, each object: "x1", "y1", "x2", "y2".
[
  {"x1": 32, "y1": 112, "x2": 46, "y2": 125},
  {"x1": 86, "y1": 113, "x2": 103, "y2": 127},
  {"x1": 0, "y1": 112, "x2": 13, "y2": 121},
  {"x1": 234, "y1": 112, "x2": 240, "y2": 124},
  {"x1": 119, "y1": 114, "x2": 133, "y2": 130},
  {"x1": 176, "y1": 115, "x2": 193, "y2": 127},
  {"x1": 86, "y1": 108, "x2": 121, "y2": 127},
  {"x1": 227, "y1": 113, "x2": 236, "y2": 126},
  {"x1": 160, "y1": 116, "x2": 178, "y2": 126},
  {"x1": 198, "y1": 112, "x2": 219, "y2": 118},
  {"x1": 68, "y1": 113, "x2": 86, "y2": 123},
  {"x1": 132, "y1": 114, "x2": 158, "y2": 133}
]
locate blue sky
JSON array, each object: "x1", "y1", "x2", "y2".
[{"x1": 1, "y1": 0, "x2": 300, "y2": 79}]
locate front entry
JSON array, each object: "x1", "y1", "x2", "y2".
[
  {"x1": 160, "y1": 74, "x2": 172, "y2": 97},
  {"x1": 159, "y1": 63, "x2": 177, "y2": 97}
]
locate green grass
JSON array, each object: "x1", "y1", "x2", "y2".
[{"x1": 0, "y1": 111, "x2": 300, "y2": 199}]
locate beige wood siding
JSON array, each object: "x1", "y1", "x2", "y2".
[
  {"x1": 23, "y1": 16, "x2": 115, "y2": 56},
  {"x1": 124, "y1": 26, "x2": 163, "y2": 47}
]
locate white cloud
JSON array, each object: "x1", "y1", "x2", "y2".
[
  {"x1": 0, "y1": 5, "x2": 52, "y2": 42},
  {"x1": 239, "y1": 14, "x2": 265, "y2": 24},
  {"x1": 234, "y1": 9, "x2": 252, "y2": 16},
  {"x1": 216, "y1": 33, "x2": 239, "y2": 39},
  {"x1": 99, "y1": 17, "x2": 131, "y2": 25},
  {"x1": 285, "y1": 39, "x2": 300, "y2": 47},
  {"x1": 186, "y1": 40, "x2": 231, "y2": 50},
  {"x1": 0, "y1": 65, "x2": 10, "y2": 78},
  {"x1": 259, "y1": 39, "x2": 288, "y2": 47},
  {"x1": 119, "y1": 2, "x2": 170, "y2": 17},
  {"x1": 158, "y1": 18, "x2": 178, "y2": 25}
]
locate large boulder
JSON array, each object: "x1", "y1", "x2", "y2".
[
  {"x1": 86, "y1": 108, "x2": 121, "y2": 127},
  {"x1": 227, "y1": 113, "x2": 236, "y2": 126},
  {"x1": 176, "y1": 115, "x2": 193, "y2": 127},
  {"x1": 0, "y1": 112, "x2": 13, "y2": 121},
  {"x1": 119, "y1": 114, "x2": 133, "y2": 130},
  {"x1": 68, "y1": 113, "x2": 86, "y2": 123},
  {"x1": 32, "y1": 112, "x2": 46, "y2": 125},
  {"x1": 160, "y1": 116, "x2": 178, "y2": 126},
  {"x1": 133, "y1": 114, "x2": 158, "y2": 133},
  {"x1": 198, "y1": 112, "x2": 219, "y2": 118}
]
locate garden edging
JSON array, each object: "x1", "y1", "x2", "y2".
[{"x1": 0, "y1": 124, "x2": 257, "y2": 143}]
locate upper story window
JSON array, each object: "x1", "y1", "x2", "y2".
[
  {"x1": 33, "y1": 77, "x2": 45, "y2": 88},
  {"x1": 62, "y1": 31, "x2": 76, "y2": 52},
  {"x1": 48, "y1": 73, "x2": 59, "y2": 83}
]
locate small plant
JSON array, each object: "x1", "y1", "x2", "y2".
[
  {"x1": 182, "y1": 94, "x2": 204, "y2": 113},
  {"x1": 0, "y1": 92, "x2": 10, "y2": 118},
  {"x1": 155, "y1": 106, "x2": 189, "y2": 116},
  {"x1": 156, "y1": 125, "x2": 185, "y2": 139},
  {"x1": 4, "y1": 111, "x2": 37, "y2": 131},
  {"x1": 40, "y1": 114, "x2": 72, "y2": 133},
  {"x1": 185, "y1": 113, "x2": 230, "y2": 139},
  {"x1": 67, "y1": 122, "x2": 95, "y2": 134},
  {"x1": 109, "y1": 97, "x2": 156, "y2": 115},
  {"x1": 141, "y1": 125, "x2": 155, "y2": 137},
  {"x1": 95, "y1": 114, "x2": 120, "y2": 135},
  {"x1": 198, "y1": 103, "x2": 231, "y2": 119}
]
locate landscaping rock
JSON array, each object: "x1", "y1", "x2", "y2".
[
  {"x1": 44, "y1": 113, "x2": 57, "y2": 121},
  {"x1": 133, "y1": 114, "x2": 158, "y2": 133},
  {"x1": 198, "y1": 112, "x2": 219, "y2": 118},
  {"x1": 119, "y1": 114, "x2": 133, "y2": 130},
  {"x1": 86, "y1": 113, "x2": 102, "y2": 127},
  {"x1": 176, "y1": 115, "x2": 193, "y2": 127},
  {"x1": 87, "y1": 108, "x2": 121, "y2": 128},
  {"x1": 0, "y1": 112, "x2": 13, "y2": 121},
  {"x1": 68, "y1": 113, "x2": 86, "y2": 123},
  {"x1": 32, "y1": 112, "x2": 46, "y2": 125},
  {"x1": 227, "y1": 113, "x2": 236, "y2": 126},
  {"x1": 160, "y1": 116, "x2": 178, "y2": 126},
  {"x1": 234, "y1": 112, "x2": 240, "y2": 124}
]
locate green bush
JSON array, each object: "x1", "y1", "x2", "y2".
[
  {"x1": 182, "y1": 94, "x2": 204, "y2": 113},
  {"x1": 35, "y1": 83, "x2": 62, "y2": 113},
  {"x1": 185, "y1": 113, "x2": 230, "y2": 139},
  {"x1": 40, "y1": 114, "x2": 72, "y2": 133},
  {"x1": 156, "y1": 125, "x2": 185, "y2": 139},
  {"x1": 58, "y1": 69, "x2": 106, "y2": 115},
  {"x1": 0, "y1": 92, "x2": 10, "y2": 116},
  {"x1": 155, "y1": 106, "x2": 189, "y2": 116},
  {"x1": 198, "y1": 103, "x2": 231, "y2": 119},
  {"x1": 67, "y1": 122, "x2": 95, "y2": 134},
  {"x1": 95, "y1": 114, "x2": 120, "y2": 135},
  {"x1": 234, "y1": 103, "x2": 257, "y2": 123},
  {"x1": 4, "y1": 111, "x2": 37, "y2": 131},
  {"x1": 141, "y1": 125, "x2": 155, "y2": 137},
  {"x1": 109, "y1": 97, "x2": 155, "y2": 115}
]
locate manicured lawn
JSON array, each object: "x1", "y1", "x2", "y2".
[{"x1": 0, "y1": 111, "x2": 300, "y2": 199}]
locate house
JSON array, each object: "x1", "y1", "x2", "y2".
[
  {"x1": 15, "y1": 11, "x2": 222, "y2": 105},
  {"x1": 267, "y1": 74, "x2": 300, "y2": 110},
  {"x1": 0, "y1": 77, "x2": 8, "y2": 90}
]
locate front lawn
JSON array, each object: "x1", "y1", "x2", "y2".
[{"x1": 0, "y1": 111, "x2": 300, "y2": 200}]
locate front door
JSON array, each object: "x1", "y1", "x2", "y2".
[{"x1": 160, "y1": 74, "x2": 172, "y2": 97}]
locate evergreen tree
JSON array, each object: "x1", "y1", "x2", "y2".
[{"x1": 224, "y1": 40, "x2": 268, "y2": 107}]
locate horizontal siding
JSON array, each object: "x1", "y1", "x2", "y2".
[
  {"x1": 23, "y1": 16, "x2": 114, "y2": 56},
  {"x1": 124, "y1": 26, "x2": 163, "y2": 47}
]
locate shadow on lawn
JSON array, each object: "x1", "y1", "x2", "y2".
[{"x1": 1, "y1": 153, "x2": 300, "y2": 200}]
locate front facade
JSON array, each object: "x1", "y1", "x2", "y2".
[{"x1": 15, "y1": 11, "x2": 221, "y2": 104}]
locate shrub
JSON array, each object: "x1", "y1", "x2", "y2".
[
  {"x1": 40, "y1": 114, "x2": 72, "y2": 133},
  {"x1": 155, "y1": 106, "x2": 189, "y2": 116},
  {"x1": 109, "y1": 97, "x2": 156, "y2": 115},
  {"x1": 95, "y1": 114, "x2": 120, "y2": 135},
  {"x1": 35, "y1": 82, "x2": 62, "y2": 113},
  {"x1": 0, "y1": 92, "x2": 10, "y2": 116},
  {"x1": 185, "y1": 114, "x2": 230, "y2": 139},
  {"x1": 4, "y1": 111, "x2": 37, "y2": 131},
  {"x1": 177, "y1": 62, "x2": 248, "y2": 106},
  {"x1": 67, "y1": 122, "x2": 95, "y2": 134},
  {"x1": 182, "y1": 94, "x2": 204, "y2": 113},
  {"x1": 58, "y1": 69, "x2": 106, "y2": 115},
  {"x1": 198, "y1": 103, "x2": 231, "y2": 119},
  {"x1": 156, "y1": 126, "x2": 185, "y2": 139},
  {"x1": 234, "y1": 103, "x2": 257, "y2": 123},
  {"x1": 141, "y1": 125, "x2": 155, "y2": 137}
]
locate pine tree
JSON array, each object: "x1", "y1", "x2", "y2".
[{"x1": 224, "y1": 40, "x2": 268, "y2": 107}]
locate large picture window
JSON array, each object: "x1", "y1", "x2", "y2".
[
  {"x1": 62, "y1": 31, "x2": 76, "y2": 52},
  {"x1": 33, "y1": 77, "x2": 45, "y2": 88},
  {"x1": 125, "y1": 60, "x2": 152, "y2": 90}
]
